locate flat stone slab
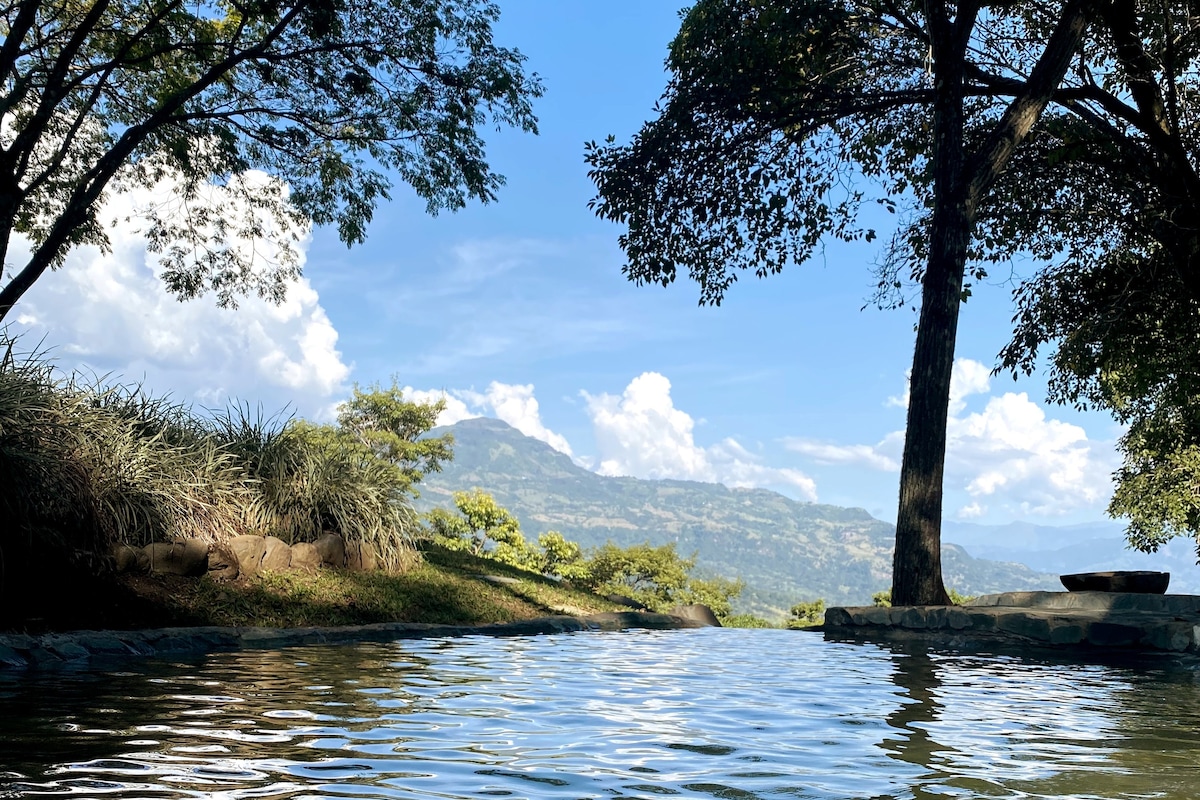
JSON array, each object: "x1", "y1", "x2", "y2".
[
  {"x1": 826, "y1": 592, "x2": 1200, "y2": 654},
  {"x1": 0, "y1": 611, "x2": 708, "y2": 670}
]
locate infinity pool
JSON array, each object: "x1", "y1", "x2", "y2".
[{"x1": 2, "y1": 628, "x2": 1199, "y2": 798}]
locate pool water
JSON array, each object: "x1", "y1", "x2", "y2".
[{"x1": 2, "y1": 627, "x2": 1199, "y2": 798}]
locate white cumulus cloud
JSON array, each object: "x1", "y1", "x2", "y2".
[
  {"x1": 582, "y1": 372, "x2": 818, "y2": 500},
  {"x1": 791, "y1": 359, "x2": 1115, "y2": 519},
  {"x1": 8, "y1": 175, "x2": 349, "y2": 418},
  {"x1": 887, "y1": 356, "x2": 993, "y2": 414},
  {"x1": 783, "y1": 439, "x2": 901, "y2": 472},
  {"x1": 947, "y1": 391, "x2": 1112, "y2": 515},
  {"x1": 405, "y1": 381, "x2": 572, "y2": 455},
  {"x1": 401, "y1": 388, "x2": 478, "y2": 427}
]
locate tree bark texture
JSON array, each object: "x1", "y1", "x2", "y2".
[
  {"x1": 891, "y1": 0, "x2": 1091, "y2": 605},
  {"x1": 891, "y1": 5, "x2": 968, "y2": 606}
]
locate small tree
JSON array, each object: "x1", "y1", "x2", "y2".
[
  {"x1": 574, "y1": 541, "x2": 743, "y2": 616},
  {"x1": 537, "y1": 530, "x2": 591, "y2": 582},
  {"x1": 788, "y1": 599, "x2": 826, "y2": 628},
  {"x1": 424, "y1": 488, "x2": 538, "y2": 569},
  {"x1": 0, "y1": 0, "x2": 542, "y2": 320},
  {"x1": 337, "y1": 382, "x2": 453, "y2": 498}
]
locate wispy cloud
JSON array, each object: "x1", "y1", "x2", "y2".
[{"x1": 783, "y1": 439, "x2": 900, "y2": 472}]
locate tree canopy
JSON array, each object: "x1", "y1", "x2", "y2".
[
  {"x1": 587, "y1": 0, "x2": 1090, "y2": 604},
  {"x1": 989, "y1": 2, "x2": 1200, "y2": 555},
  {"x1": 0, "y1": 0, "x2": 542, "y2": 319},
  {"x1": 337, "y1": 381, "x2": 453, "y2": 496}
]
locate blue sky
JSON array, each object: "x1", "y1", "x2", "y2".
[{"x1": 12, "y1": 1, "x2": 1124, "y2": 527}]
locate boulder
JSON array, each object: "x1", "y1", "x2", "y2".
[
  {"x1": 289, "y1": 542, "x2": 322, "y2": 572},
  {"x1": 313, "y1": 532, "x2": 347, "y2": 568},
  {"x1": 207, "y1": 542, "x2": 240, "y2": 582},
  {"x1": 144, "y1": 539, "x2": 209, "y2": 577},
  {"x1": 668, "y1": 603, "x2": 722, "y2": 627},
  {"x1": 346, "y1": 540, "x2": 379, "y2": 572},
  {"x1": 261, "y1": 536, "x2": 292, "y2": 572},
  {"x1": 229, "y1": 534, "x2": 267, "y2": 578},
  {"x1": 110, "y1": 543, "x2": 147, "y2": 574}
]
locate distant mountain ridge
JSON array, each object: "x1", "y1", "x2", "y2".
[{"x1": 417, "y1": 418, "x2": 1062, "y2": 617}]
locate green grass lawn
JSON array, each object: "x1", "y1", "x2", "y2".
[{"x1": 5, "y1": 544, "x2": 627, "y2": 634}]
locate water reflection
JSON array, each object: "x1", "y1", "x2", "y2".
[
  {"x1": 2, "y1": 630, "x2": 1200, "y2": 799},
  {"x1": 874, "y1": 649, "x2": 953, "y2": 799},
  {"x1": 865, "y1": 644, "x2": 1200, "y2": 799}
]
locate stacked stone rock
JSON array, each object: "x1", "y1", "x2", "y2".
[{"x1": 110, "y1": 532, "x2": 382, "y2": 581}]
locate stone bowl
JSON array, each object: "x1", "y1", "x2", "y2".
[{"x1": 1060, "y1": 570, "x2": 1170, "y2": 594}]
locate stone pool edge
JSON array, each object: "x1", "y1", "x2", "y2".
[
  {"x1": 824, "y1": 591, "x2": 1200, "y2": 658},
  {"x1": 0, "y1": 611, "x2": 708, "y2": 670}
]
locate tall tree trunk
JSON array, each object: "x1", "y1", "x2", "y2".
[
  {"x1": 891, "y1": 201, "x2": 969, "y2": 606},
  {"x1": 891, "y1": 2, "x2": 971, "y2": 607},
  {"x1": 891, "y1": 0, "x2": 1091, "y2": 605}
]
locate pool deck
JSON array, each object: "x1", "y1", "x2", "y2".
[{"x1": 825, "y1": 591, "x2": 1200, "y2": 654}]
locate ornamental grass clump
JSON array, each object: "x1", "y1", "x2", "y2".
[
  {"x1": 212, "y1": 408, "x2": 422, "y2": 570},
  {"x1": 0, "y1": 339, "x2": 426, "y2": 600},
  {"x1": 68, "y1": 378, "x2": 256, "y2": 547},
  {"x1": 0, "y1": 343, "x2": 107, "y2": 581},
  {"x1": 0, "y1": 344, "x2": 255, "y2": 589}
]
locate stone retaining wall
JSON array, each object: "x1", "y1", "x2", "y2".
[
  {"x1": 111, "y1": 532, "x2": 382, "y2": 581},
  {"x1": 825, "y1": 593, "x2": 1200, "y2": 654}
]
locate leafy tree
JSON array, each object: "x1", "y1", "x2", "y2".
[
  {"x1": 673, "y1": 573, "x2": 745, "y2": 620},
  {"x1": 424, "y1": 488, "x2": 539, "y2": 568},
  {"x1": 586, "y1": 0, "x2": 1090, "y2": 605},
  {"x1": 574, "y1": 541, "x2": 743, "y2": 616},
  {"x1": 537, "y1": 530, "x2": 591, "y2": 582},
  {"x1": 0, "y1": 0, "x2": 541, "y2": 320},
  {"x1": 723, "y1": 614, "x2": 774, "y2": 628},
  {"x1": 788, "y1": 598, "x2": 826, "y2": 628},
  {"x1": 280, "y1": 382, "x2": 449, "y2": 502},
  {"x1": 337, "y1": 382, "x2": 453, "y2": 497},
  {"x1": 989, "y1": 2, "x2": 1200, "y2": 556}
]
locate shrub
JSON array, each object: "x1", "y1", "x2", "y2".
[
  {"x1": 872, "y1": 587, "x2": 974, "y2": 606},
  {"x1": 788, "y1": 598, "x2": 826, "y2": 627}
]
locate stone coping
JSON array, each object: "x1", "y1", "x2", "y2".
[
  {"x1": 0, "y1": 612, "x2": 707, "y2": 670},
  {"x1": 966, "y1": 590, "x2": 1200, "y2": 614},
  {"x1": 825, "y1": 591, "x2": 1200, "y2": 656}
]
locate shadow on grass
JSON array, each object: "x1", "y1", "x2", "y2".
[{"x1": 179, "y1": 544, "x2": 617, "y2": 630}]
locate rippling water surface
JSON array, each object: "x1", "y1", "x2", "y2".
[{"x1": 2, "y1": 628, "x2": 1200, "y2": 798}]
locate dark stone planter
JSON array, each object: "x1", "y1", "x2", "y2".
[{"x1": 1060, "y1": 570, "x2": 1170, "y2": 594}]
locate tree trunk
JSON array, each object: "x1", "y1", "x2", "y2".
[
  {"x1": 891, "y1": 0, "x2": 1091, "y2": 605},
  {"x1": 891, "y1": 208, "x2": 968, "y2": 606},
  {"x1": 891, "y1": 3, "x2": 970, "y2": 607}
]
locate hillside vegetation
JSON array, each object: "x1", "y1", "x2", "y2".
[{"x1": 418, "y1": 418, "x2": 1061, "y2": 616}]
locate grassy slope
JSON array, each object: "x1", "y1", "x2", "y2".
[{"x1": 4, "y1": 545, "x2": 625, "y2": 634}]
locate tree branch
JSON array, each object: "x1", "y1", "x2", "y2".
[{"x1": 966, "y1": 0, "x2": 1092, "y2": 212}]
